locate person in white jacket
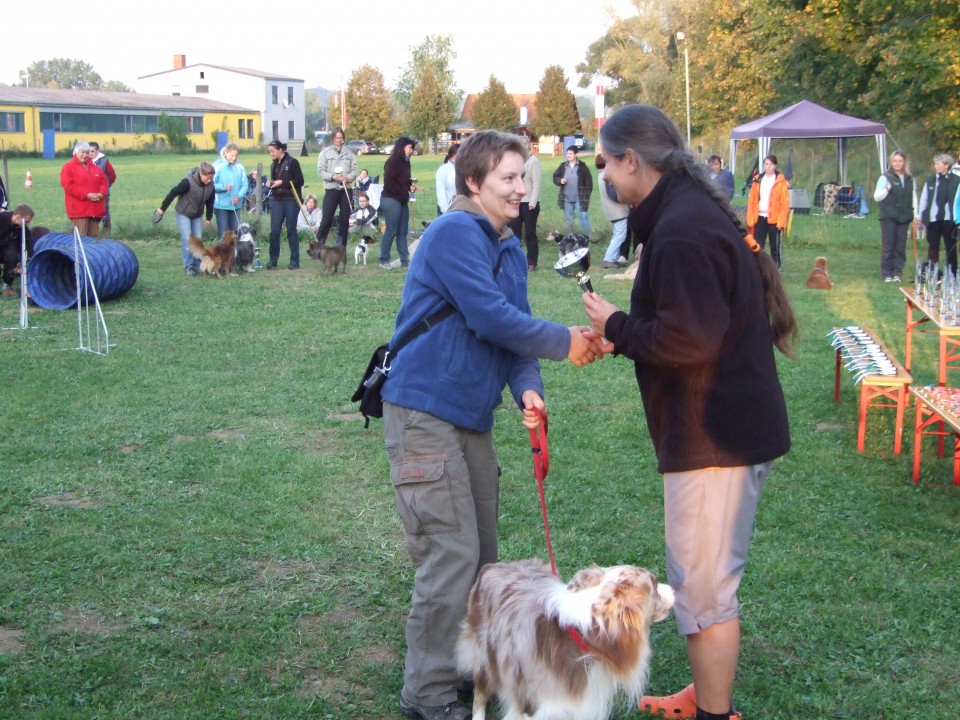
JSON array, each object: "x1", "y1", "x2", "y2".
[{"x1": 506, "y1": 136, "x2": 542, "y2": 269}]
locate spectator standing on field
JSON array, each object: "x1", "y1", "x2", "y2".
[
  {"x1": 596, "y1": 153, "x2": 633, "y2": 268},
  {"x1": 873, "y1": 150, "x2": 916, "y2": 283},
  {"x1": 212, "y1": 143, "x2": 249, "y2": 240},
  {"x1": 507, "y1": 136, "x2": 543, "y2": 270},
  {"x1": 60, "y1": 141, "x2": 107, "y2": 238},
  {"x1": 707, "y1": 154, "x2": 735, "y2": 202},
  {"x1": 88, "y1": 142, "x2": 117, "y2": 232},
  {"x1": 266, "y1": 140, "x2": 305, "y2": 270},
  {"x1": 435, "y1": 143, "x2": 459, "y2": 216},
  {"x1": 552, "y1": 144, "x2": 592, "y2": 238},
  {"x1": 315, "y1": 127, "x2": 358, "y2": 247},
  {"x1": 917, "y1": 153, "x2": 960, "y2": 272}
]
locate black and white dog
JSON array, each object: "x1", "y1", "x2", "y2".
[
  {"x1": 234, "y1": 223, "x2": 258, "y2": 273},
  {"x1": 354, "y1": 235, "x2": 374, "y2": 265},
  {"x1": 550, "y1": 230, "x2": 591, "y2": 258}
]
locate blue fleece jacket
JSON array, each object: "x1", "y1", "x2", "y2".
[
  {"x1": 212, "y1": 158, "x2": 249, "y2": 211},
  {"x1": 380, "y1": 197, "x2": 571, "y2": 432}
]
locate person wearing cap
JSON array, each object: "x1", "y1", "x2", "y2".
[
  {"x1": 552, "y1": 144, "x2": 593, "y2": 239},
  {"x1": 88, "y1": 142, "x2": 117, "y2": 232},
  {"x1": 379, "y1": 137, "x2": 417, "y2": 269}
]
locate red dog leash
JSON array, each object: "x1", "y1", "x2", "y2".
[{"x1": 528, "y1": 407, "x2": 591, "y2": 655}]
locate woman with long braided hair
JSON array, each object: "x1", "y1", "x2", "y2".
[{"x1": 583, "y1": 104, "x2": 797, "y2": 720}]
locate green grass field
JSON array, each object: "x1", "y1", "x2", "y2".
[{"x1": 0, "y1": 153, "x2": 957, "y2": 719}]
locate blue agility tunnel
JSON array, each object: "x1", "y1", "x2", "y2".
[{"x1": 27, "y1": 234, "x2": 139, "y2": 311}]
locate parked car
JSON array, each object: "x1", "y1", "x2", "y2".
[
  {"x1": 345, "y1": 139, "x2": 375, "y2": 155},
  {"x1": 378, "y1": 140, "x2": 395, "y2": 155}
]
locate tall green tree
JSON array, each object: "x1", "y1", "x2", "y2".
[
  {"x1": 395, "y1": 35, "x2": 462, "y2": 117},
  {"x1": 575, "y1": 0, "x2": 683, "y2": 116},
  {"x1": 529, "y1": 66, "x2": 581, "y2": 138},
  {"x1": 405, "y1": 64, "x2": 452, "y2": 147},
  {"x1": 470, "y1": 76, "x2": 517, "y2": 132},
  {"x1": 345, "y1": 65, "x2": 401, "y2": 146},
  {"x1": 18, "y1": 58, "x2": 130, "y2": 91}
]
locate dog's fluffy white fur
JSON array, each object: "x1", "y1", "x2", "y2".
[{"x1": 458, "y1": 559, "x2": 674, "y2": 720}]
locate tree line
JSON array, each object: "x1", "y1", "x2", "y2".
[{"x1": 575, "y1": 0, "x2": 960, "y2": 150}]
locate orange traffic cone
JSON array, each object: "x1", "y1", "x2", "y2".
[{"x1": 24, "y1": 169, "x2": 32, "y2": 189}]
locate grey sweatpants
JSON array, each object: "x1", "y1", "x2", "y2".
[{"x1": 383, "y1": 402, "x2": 500, "y2": 706}]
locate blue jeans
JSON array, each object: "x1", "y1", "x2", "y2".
[
  {"x1": 269, "y1": 198, "x2": 300, "y2": 266},
  {"x1": 214, "y1": 207, "x2": 241, "y2": 240},
  {"x1": 603, "y1": 218, "x2": 628, "y2": 262},
  {"x1": 176, "y1": 212, "x2": 203, "y2": 270},
  {"x1": 380, "y1": 196, "x2": 410, "y2": 265},
  {"x1": 564, "y1": 200, "x2": 591, "y2": 237}
]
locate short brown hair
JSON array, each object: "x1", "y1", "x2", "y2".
[{"x1": 455, "y1": 130, "x2": 526, "y2": 198}]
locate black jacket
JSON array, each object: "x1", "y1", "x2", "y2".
[
  {"x1": 605, "y1": 172, "x2": 790, "y2": 473},
  {"x1": 552, "y1": 159, "x2": 592, "y2": 210},
  {"x1": 270, "y1": 153, "x2": 304, "y2": 202}
]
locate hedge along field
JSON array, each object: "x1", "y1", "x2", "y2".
[{"x1": 1, "y1": 151, "x2": 958, "y2": 719}]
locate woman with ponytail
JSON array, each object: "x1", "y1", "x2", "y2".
[{"x1": 582, "y1": 104, "x2": 797, "y2": 720}]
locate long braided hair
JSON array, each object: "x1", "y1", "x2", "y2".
[{"x1": 599, "y1": 104, "x2": 798, "y2": 357}]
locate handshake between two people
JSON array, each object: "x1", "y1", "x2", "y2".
[{"x1": 566, "y1": 290, "x2": 621, "y2": 367}]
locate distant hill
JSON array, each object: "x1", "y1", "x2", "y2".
[{"x1": 307, "y1": 87, "x2": 333, "y2": 104}]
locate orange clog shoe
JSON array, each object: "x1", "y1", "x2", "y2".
[{"x1": 639, "y1": 683, "x2": 698, "y2": 718}]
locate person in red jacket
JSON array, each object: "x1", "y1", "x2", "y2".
[
  {"x1": 746, "y1": 154, "x2": 791, "y2": 269},
  {"x1": 60, "y1": 141, "x2": 108, "y2": 237}
]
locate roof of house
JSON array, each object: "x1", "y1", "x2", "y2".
[
  {"x1": 138, "y1": 63, "x2": 302, "y2": 83},
  {"x1": 0, "y1": 85, "x2": 256, "y2": 113},
  {"x1": 459, "y1": 93, "x2": 538, "y2": 124}
]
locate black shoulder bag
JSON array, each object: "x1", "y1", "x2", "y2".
[{"x1": 351, "y1": 304, "x2": 456, "y2": 427}]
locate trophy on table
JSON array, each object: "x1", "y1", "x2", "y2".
[{"x1": 554, "y1": 246, "x2": 593, "y2": 293}]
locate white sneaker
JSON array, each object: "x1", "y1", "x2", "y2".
[
  {"x1": 884, "y1": 277, "x2": 893, "y2": 283},
  {"x1": 893, "y1": 275, "x2": 901, "y2": 282}
]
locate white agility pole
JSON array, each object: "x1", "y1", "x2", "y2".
[
  {"x1": 73, "y1": 228, "x2": 113, "y2": 355},
  {"x1": 2, "y1": 221, "x2": 34, "y2": 331}
]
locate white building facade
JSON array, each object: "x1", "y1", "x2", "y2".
[{"x1": 137, "y1": 55, "x2": 305, "y2": 144}]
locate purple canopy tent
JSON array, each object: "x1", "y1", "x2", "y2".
[{"x1": 729, "y1": 100, "x2": 886, "y2": 186}]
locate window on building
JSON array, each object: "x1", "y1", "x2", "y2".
[
  {"x1": 196, "y1": 85, "x2": 209, "y2": 94},
  {"x1": 288, "y1": 120, "x2": 295, "y2": 139},
  {"x1": 246, "y1": 119, "x2": 254, "y2": 138},
  {"x1": 184, "y1": 116, "x2": 204, "y2": 134},
  {"x1": 200, "y1": 71, "x2": 205, "y2": 79},
  {"x1": 271, "y1": 85, "x2": 279, "y2": 105},
  {"x1": 238, "y1": 119, "x2": 246, "y2": 139},
  {"x1": 287, "y1": 87, "x2": 294, "y2": 106},
  {"x1": 0, "y1": 112, "x2": 25, "y2": 133},
  {"x1": 272, "y1": 121, "x2": 279, "y2": 140}
]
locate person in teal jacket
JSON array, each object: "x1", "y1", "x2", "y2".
[
  {"x1": 212, "y1": 143, "x2": 248, "y2": 240},
  {"x1": 381, "y1": 130, "x2": 606, "y2": 720}
]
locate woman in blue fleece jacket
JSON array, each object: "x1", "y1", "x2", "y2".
[{"x1": 381, "y1": 130, "x2": 605, "y2": 720}]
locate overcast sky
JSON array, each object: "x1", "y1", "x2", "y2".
[{"x1": 3, "y1": 0, "x2": 637, "y2": 95}]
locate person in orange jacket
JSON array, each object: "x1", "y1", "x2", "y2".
[{"x1": 746, "y1": 154, "x2": 791, "y2": 268}]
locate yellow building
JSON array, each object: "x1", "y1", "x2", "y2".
[{"x1": 0, "y1": 85, "x2": 260, "y2": 154}]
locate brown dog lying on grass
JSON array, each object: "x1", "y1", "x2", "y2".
[
  {"x1": 806, "y1": 256, "x2": 833, "y2": 289},
  {"x1": 189, "y1": 231, "x2": 236, "y2": 277},
  {"x1": 307, "y1": 241, "x2": 347, "y2": 275}
]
